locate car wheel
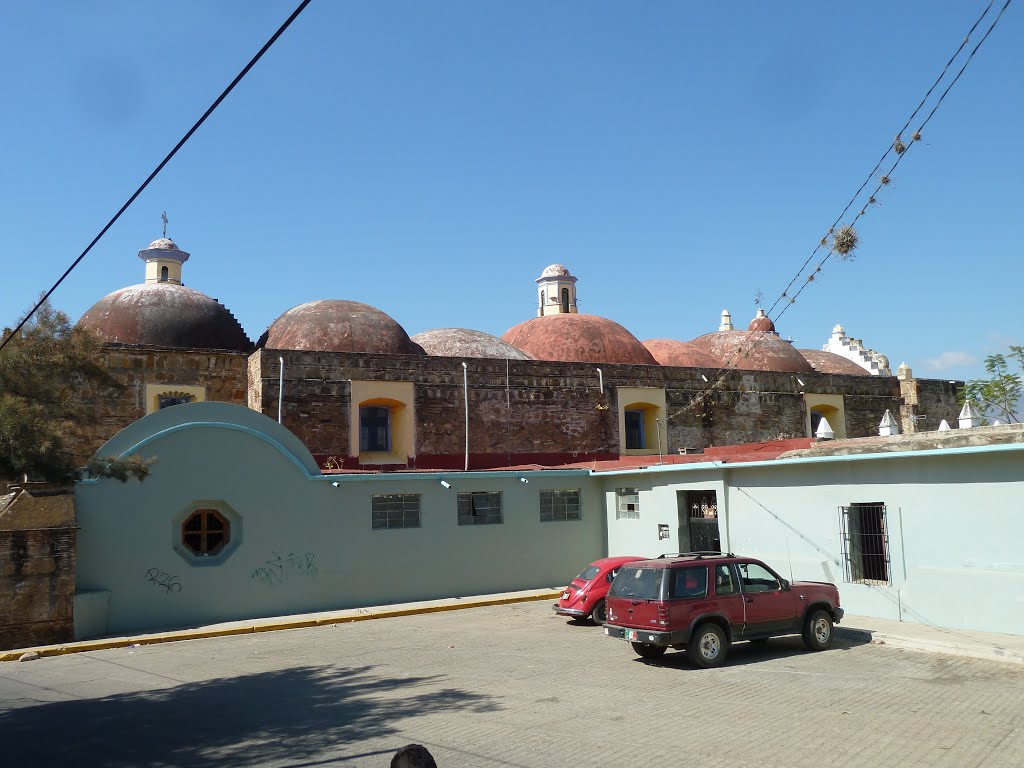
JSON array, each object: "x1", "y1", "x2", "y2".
[
  {"x1": 802, "y1": 609, "x2": 833, "y2": 651},
  {"x1": 590, "y1": 599, "x2": 607, "y2": 625},
  {"x1": 687, "y1": 623, "x2": 728, "y2": 668},
  {"x1": 631, "y1": 642, "x2": 667, "y2": 659}
]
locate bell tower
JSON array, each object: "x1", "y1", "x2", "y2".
[
  {"x1": 139, "y1": 237, "x2": 190, "y2": 285},
  {"x1": 536, "y1": 264, "x2": 579, "y2": 317}
]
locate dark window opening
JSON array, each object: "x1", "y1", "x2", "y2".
[
  {"x1": 360, "y1": 406, "x2": 391, "y2": 452},
  {"x1": 160, "y1": 265, "x2": 169, "y2": 282},
  {"x1": 839, "y1": 503, "x2": 890, "y2": 584},
  {"x1": 670, "y1": 566, "x2": 709, "y2": 599},
  {"x1": 158, "y1": 394, "x2": 193, "y2": 409},
  {"x1": 616, "y1": 487, "x2": 639, "y2": 519},
  {"x1": 561, "y1": 287, "x2": 570, "y2": 313},
  {"x1": 181, "y1": 509, "x2": 230, "y2": 556},
  {"x1": 540, "y1": 489, "x2": 581, "y2": 522},
  {"x1": 371, "y1": 494, "x2": 421, "y2": 529},
  {"x1": 457, "y1": 491, "x2": 503, "y2": 525},
  {"x1": 624, "y1": 409, "x2": 645, "y2": 449}
]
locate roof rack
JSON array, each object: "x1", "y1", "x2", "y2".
[{"x1": 656, "y1": 551, "x2": 735, "y2": 560}]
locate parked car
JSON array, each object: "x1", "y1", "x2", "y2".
[
  {"x1": 554, "y1": 555, "x2": 643, "y2": 625},
  {"x1": 604, "y1": 552, "x2": 843, "y2": 667}
]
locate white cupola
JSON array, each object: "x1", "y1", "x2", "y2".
[{"x1": 536, "y1": 264, "x2": 578, "y2": 317}]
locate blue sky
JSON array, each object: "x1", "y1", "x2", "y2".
[{"x1": 1, "y1": 1, "x2": 1020, "y2": 381}]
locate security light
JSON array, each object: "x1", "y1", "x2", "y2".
[{"x1": 439, "y1": 480, "x2": 452, "y2": 489}]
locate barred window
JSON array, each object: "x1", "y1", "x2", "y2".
[
  {"x1": 616, "y1": 487, "x2": 640, "y2": 520},
  {"x1": 540, "y1": 489, "x2": 581, "y2": 522},
  {"x1": 457, "y1": 492, "x2": 503, "y2": 525},
  {"x1": 839, "y1": 503, "x2": 890, "y2": 584},
  {"x1": 182, "y1": 508, "x2": 230, "y2": 556},
  {"x1": 371, "y1": 494, "x2": 421, "y2": 530}
]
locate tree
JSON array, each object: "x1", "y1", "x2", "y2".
[
  {"x1": 0, "y1": 299, "x2": 153, "y2": 483},
  {"x1": 959, "y1": 347, "x2": 1024, "y2": 424}
]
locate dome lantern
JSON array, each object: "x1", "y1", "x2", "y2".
[{"x1": 535, "y1": 264, "x2": 578, "y2": 317}]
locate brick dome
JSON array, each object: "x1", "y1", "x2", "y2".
[
  {"x1": 411, "y1": 328, "x2": 533, "y2": 360},
  {"x1": 77, "y1": 283, "x2": 251, "y2": 351},
  {"x1": 690, "y1": 330, "x2": 813, "y2": 373},
  {"x1": 260, "y1": 300, "x2": 422, "y2": 355},
  {"x1": 799, "y1": 349, "x2": 871, "y2": 376},
  {"x1": 747, "y1": 309, "x2": 776, "y2": 333},
  {"x1": 501, "y1": 314, "x2": 658, "y2": 366},
  {"x1": 642, "y1": 339, "x2": 719, "y2": 368}
]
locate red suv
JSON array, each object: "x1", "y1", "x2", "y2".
[
  {"x1": 604, "y1": 553, "x2": 843, "y2": 667},
  {"x1": 554, "y1": 555, "x2": 642, "y2": 625}
]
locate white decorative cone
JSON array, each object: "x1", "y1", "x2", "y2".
[
  {"x1": 938, "y1": 419, "x2": 951, "y2": 431},
  {"x1": 815, "y1": 416, "x2": 834, "y2": 440}
]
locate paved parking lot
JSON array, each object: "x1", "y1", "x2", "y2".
[{"x1": 2, "y1": 600, "x2": 1023, "y2": 768}]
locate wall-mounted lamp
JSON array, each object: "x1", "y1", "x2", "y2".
[
  {"x1": 331, "y1": 481, "x2": 341, "y2": 488},
  {"x1": 796, "y1": 378, "x2": 805, "y2": 387},
  {"x1": 439, "y1": 480, "x2": 452, "y2": 489},
  {"x1": 519, "y1": 477, "x2": 529, "y2": 484},
  {"x1": 700, "y1": 374, "x2": 709, "y2": 382}
]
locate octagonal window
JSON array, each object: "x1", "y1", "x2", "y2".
[{"x1": 181, "y1": 508, "x2": 230, "y2": 557}]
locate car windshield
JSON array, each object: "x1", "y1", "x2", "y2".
[
  {"x1": 609, "y1": 567, "x2": 664, "y2": 600},
  {"x1": 576, "y1": 565, "x2": 601, "y2": 581}
]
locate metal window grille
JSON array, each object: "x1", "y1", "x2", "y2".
[
  {"x1": 540, "y1": 489, "x2": 581, "y2": 522},
  {"x1": 616, "y1": 488, "x2": 640, "y2": 520},
  {"x1": 457, "y1": 492, "x2": 503, "y2": 525},
  {"x1": 371, "y1": 494, "x2": 421, "y2": 530},
  {"x1": 838, "y1": 503, "x2": 890, "y2": 584}
]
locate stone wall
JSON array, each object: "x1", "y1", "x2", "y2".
[
  {"x1": 250, "y1": 350, "x2": 962, "y2": 467},
  {"x1": 77, "y1": 345, "x2": 250, "y2": 460},
  {"x1": 0, "y1": 485, "x2": 76, "y2": 650}
]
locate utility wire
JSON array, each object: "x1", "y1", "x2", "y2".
[
  {"x1": 0, "y1": 0, "x2": 313, "y2": 355},
  {"x1": 669, "y1": 0, "x2": 1014, "y2": 421}
]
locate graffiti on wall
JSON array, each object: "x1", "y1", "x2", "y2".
[
  {"x1": 144, "y1": 568, "x2": 182, "y2": 594},
  {"x1": 251, "y1": 551, "x2": 318, "y2": 586}
]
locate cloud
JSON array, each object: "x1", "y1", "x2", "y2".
[{"x1": 924, "y1": 351, "x2": 978, "y2": 371}]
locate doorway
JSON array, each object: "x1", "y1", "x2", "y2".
[{"x1": 677, "y1": 490, "x2": 721, "y2": 553}]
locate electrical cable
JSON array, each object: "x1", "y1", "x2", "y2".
[{"x1": 0, "y1": 0, "x2": 313, "y2": 354}]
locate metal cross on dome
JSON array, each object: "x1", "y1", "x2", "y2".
[{"x1": 161, "y1": 211, "x2": 168, "y2": 238}]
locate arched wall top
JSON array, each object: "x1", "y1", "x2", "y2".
[{"x1": 88, "y1": 401, "x2": 322, "y2": 479}]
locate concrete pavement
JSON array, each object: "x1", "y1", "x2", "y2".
[{"x1": 3, "y1": 587, "x2": 1023, "y2": 667}]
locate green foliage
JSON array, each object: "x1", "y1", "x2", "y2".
[
  {"x1": 959, "y1": 346, "x2": 1024, "y2": 424},
  {"x1": 0, "y1": 299, "x2": 154, "y2": 482}
]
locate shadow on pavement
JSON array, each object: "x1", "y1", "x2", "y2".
[
  {"x1": 0, "y1": 663, "x2": 499, "y2": 767},
  {"x1": 629, "y1": 632, "x2": 873, "y2": 670}
]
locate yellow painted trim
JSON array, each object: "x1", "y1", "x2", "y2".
[
  {"x1": 350, "y1": 380, "x2": 415, "y2": 463},
  {"x1": 617, "y1": 386, "x2": 668, "y2": 455},
  {"x1": 0, "y1": 590, "x2": 562, "y2": 662},
  {"x1": 804, "y1": 393, "x2": 847, "y2": 438},
  {"x1": 144, "y1": 384, "x2": 207, "y2": 415}
]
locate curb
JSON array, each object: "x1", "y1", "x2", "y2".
[
  {"x1": 0, "y1": 589, "x2": 563, "y2": 663},
  {"x1": 836, "y1": 626, "x2": 1024, "y2": 667}
]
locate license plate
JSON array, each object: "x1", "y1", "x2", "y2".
[
  {"x1": 624, "y1": 629, "x2": 637, "y2": 641},
  {"x1": 561, "y1": 591, "x2": 569, "y2": 600}
]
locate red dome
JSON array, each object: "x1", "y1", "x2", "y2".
[
  {"x1": 502, "y1": 314, "x2": 658, "y2": 366},
  {"x1": 690, "y1": 330, "x2": 813, "y2": 373},
  {"x1": 261, "y1": 300, "x2": 422, "y2": 355},
  {"x1": 747, "y1": 310, "x2": 776, "y2": 333},
  {"x1": 77, "y1": 283, "x2": 251, "y2": 351},
  {"x1": 799, "y1": 349, "x2": 870, "y2": 376},
  {"x1": 643, "y1": 339, "x2": 719, "y2": 368}
]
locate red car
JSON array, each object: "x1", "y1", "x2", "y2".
[
  {"x1": 604, "y1": 553, "x2": 843, "y2": 667},
  {"x1": 554, "y1": 555, "x2": 643, "y2": 625}
]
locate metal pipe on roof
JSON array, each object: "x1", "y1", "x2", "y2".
[
  {"x1": 463, "y1": 361, "x2": 469, "y2": 472},
  {"x1": 596, "y1": 368, "x2": 603, "y2": 394},
  {"x1": 278, "y1": 356, "x2": 284, "y2": 424}
]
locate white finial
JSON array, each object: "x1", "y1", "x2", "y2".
[
  {"x1": 958, "y1": 400, "x2": 982, "y2": 429},
  {"x1": 815, "y1": 416, "x2": 834, "y2": 440},
  {"x1": 878, "y1": 410, "x2": 900, "y2": 437},
  {"x1": 937, "y1": 419, "x2": 951, "y2": 431},
  {"x1": 719, "y1": 309, "x2": 734, "y2": 332}
]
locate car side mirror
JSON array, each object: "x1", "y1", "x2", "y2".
[{"x1": 780, "y1": 579, "x2": 791, "y2": 591}]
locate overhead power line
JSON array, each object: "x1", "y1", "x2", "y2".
[
  {"x1": 0, "y1": 0, "x2": 313, "y2": 355},
  {"x1": 669, "y1": 0, "x2": 1015, "y2": 421}
]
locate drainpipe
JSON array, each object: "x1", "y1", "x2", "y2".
[
  {"x1": 462, "y1": 362, "x2": 469, "y2": 471},
  {"x1": 278, "y1": 356, "x2": 285, "y2": 424},
  {"x1": 656, "y1": 417, "x2": 664, "y2": 465},
  {"x1": 596, "y1": 368, "x2": 603, "y2": 394}
]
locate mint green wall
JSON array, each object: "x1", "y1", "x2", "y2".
[
  {"x1": 599, "y1": 447, "x2": 1024, "y2": 637},
  {"x1": 75, "y1": 404, "x2": 604, "y2": 638}
]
